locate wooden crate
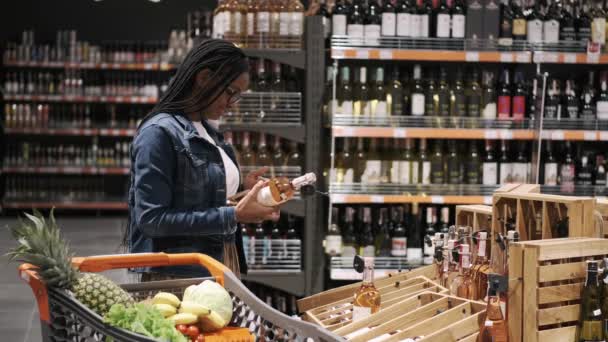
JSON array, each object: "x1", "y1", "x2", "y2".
[
  {"x1": 507, "y1": 238, "x2": 608, "y2": 342},
  {"x1": 297, "y1": 265, "x2": 436, "y2": 313},
  {"x1": 332, "y1": 292, "x2": 486, "y2": 342},
  {"x1": 595, "y1": 198, "x2": 608, "y2": 238},
  {"x1": 455, "y1": 205, "x2": 493, "y2": 231},
  {"x1": 303, "y1": 276, "x2": 447, "y2": 331},
  {"x1": 491, "y1": 191, "x2": 598, "y2": 274}
]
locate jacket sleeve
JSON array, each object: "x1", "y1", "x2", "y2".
[{"x1": 132, "y1": 124, "x2": 237, "y2": 238}]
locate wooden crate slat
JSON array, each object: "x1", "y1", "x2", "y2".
[
  {"x1": 418, "y1": 311, "x2": 486, "y2": 342},
  {"x1": 508, "y1": 243, "x2": 524, "y2": 342},
  {"x1": 537, "y1": 325, "x2": 577, "y2": 342},
  {"x1": 523, "y1": 243, "x2": 540, "y2": 342},
  {"x1": 536, "y1": 239, "x2": 608, "y2": 261},
  {"x1": 382, "y1": 286, "x2": 442, "y2": 308},
  {"x1": 538, "y1": 261, "x2": 587, "y2": 283},
  {"x1": 537, "y1": 304, "x2": 580, "y2": 327},
  {"x1": 456, "y1": 332, "x2": 480, "y2": 342},
  {"x1": 537, "y1": 282, "x2": 583, "y2": 304}
]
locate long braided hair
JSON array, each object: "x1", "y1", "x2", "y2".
[
  {"x1": 122, "y1": 39, "x2": 248, "y2": 250},
  {"x1": 140, "y1": 38, "x2": 249, "y2": 127}
]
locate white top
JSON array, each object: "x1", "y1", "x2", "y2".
[{"x1": 192, "y1": 121, "x2": 240, "y2": 197}]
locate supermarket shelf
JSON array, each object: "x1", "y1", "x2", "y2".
[
  {"x1": 5, "y1": 127, "x2": 136, "y2": 137},
  {"x1": 1, "y1": 200, "x2": 128, "y2": 210},
  {"x1": 4, "y1": 94, "x2": 157, "y2": 104},
  {"x1": 332, "y1": 47, "x2": 532, "y2": 63},
  {"x1": 330, "y1": 194, "x2": 492, "y2": 205},
  {"x1": 330, "y1": 257, "x2": 424, "y2": 281},
  {"x1": 331, "y1": 183, "x2": 500, "y2": 196},
  {"x1": 220, "y1": 123, "x2": 305, "y2": 143},
  {"x1": 242, "y1": 49, "x2": 306, "y2": 69},
  {"x1": 541, "y1": 130, "x2": 608, "y2": 141},
  {"x1": 332, "y1": 126, "x2": 534, "y2": 140},
  {"x1": 541, "y1": 185, "x2": 608, "y2": 197},
  {"x1": 242, "y1": 271, "x2": 306, "y2": 296},
  {"x1": 3, "y1": 60, "x2": 177, "y2": 70},
  {"x1": 2, "y1": 166, "x2": 129, "y2": 175}
]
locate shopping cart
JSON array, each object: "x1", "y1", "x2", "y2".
[{"x1": 18, "y1": 252, "x2": 343, "y2": 342}]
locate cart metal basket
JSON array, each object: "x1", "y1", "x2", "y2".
[{"x1": 18, "y1": 252, "x2": 343, "y2": 342}]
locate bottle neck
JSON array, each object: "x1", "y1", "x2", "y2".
[{"x1": 362, "y1": 265, "x2": 375, "y2": 284}]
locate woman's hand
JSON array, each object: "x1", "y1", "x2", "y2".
[
  {"x1": 244, "y1": 166, "x2": 269, "y2": 190},
  {"x1": 235, "y1": 180, "x2": 280, "y2": 223}
]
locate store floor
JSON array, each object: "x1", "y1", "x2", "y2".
[{"x1": 0, "y1": 217, "x2": 128, "y2": 342}]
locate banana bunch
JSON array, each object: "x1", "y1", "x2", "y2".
[{"x1": 152, "y1": 292, "x2": 227, "y2": 330}]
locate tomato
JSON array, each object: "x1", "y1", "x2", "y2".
[
  {"x1": 186, "y1": 325, "x2": 200, "y2": 338},
  {"x1": 196, "y1": 334, "x2": 205, "y2": 341},
  {"x1": 177, "y1": 324, "x2": 188, "y2": 334}
]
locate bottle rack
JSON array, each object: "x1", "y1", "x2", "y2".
[
  {"x1": 245, "y1": 239, "x2": 302, "y2": 272},
  {"x1": 329, "y1": 256, "x2": 422, "y2": 280}
]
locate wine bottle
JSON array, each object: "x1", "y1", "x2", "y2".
[
  {"x1": 560, "y1": 0, "x2": 576, "y2": 41},
  {"x1": 597, "y1": 71, "x2": 608, "y2": 120},
  {"x1": 348, "y1": 0, "x2": 365, "y2": 37},
  {"x1": 511, "y1": 71, "x2": 526, "y2": 122},
  {"x1": 354, "y1": 137, "x2": 367, "y2": 182},
  {"x1": 596, "y1": 155, "x2": 607, "y2": 186},
  {"x1": 591, "y1": 0, "x2": 606, "y2": 46},
  {"x1": 326, "y1": 207, "x2": 343, "y2": 256},
  {"x1": 336, "y1": 138, "x2": 354, "y2": 183},
  {"x1": 436, "y1": 0, "x2": 452, "y2": 38},
  {"x1": 387, "y1": 67, "x2": 404, "y2": 116},
  {"x1": 497, "y1": 69, "x2": 512, "y2": 120},
  {"x1": 451, "y1": 0, "x2": 466, "y2": 38},
  {"x1": 578, "y1": 260, "x2": 604, "y2": 342},
  {"x1": 407, "y1": 204, "x2": 423, "y2": 263},
  {"x1": 466, "y1": 69, "x2": 483, "y2": 118},
  {"x1": 352, "y1": 257, "x2": 381, "y2": 322},
  {"x1": 411, "y1": 65, "x2": 426, "y2": 116},
  {"x1": 482, "y1": 70, "x2": 498, "y2": 119},
  {"x1": 543, "y1": 140, "x2": 558, "y2": 186},
  {"x1": 447, "y1": 141, "x2": 461, "y2": 184},
  {"x1": 483, "y1": 140, "x2": 498, "y2": 185},
  {"x1": 342, "y1": 207, "x2": 358, "y2": 257},
  {"x1": 396, "y1": 0, "x2": 412, "y2": 37},
  {"x1": 577, "y1": 1, "x2": 593, "y2": 43},
  {"x1": 423, "y1": 207, "x2": 436, "y2": 265},
  {"x1": 375, "y1": 208, "x2": 393, "y2": 257},
  {"x1": 359, "y1": 207, "x2": 376, "y2": 257},
  {"x1": 431, "y1": 140, "x2": 446, "y2": 184},
  {"x1": 467, "y1": 141, "x2": 482, "y2": 184},
  {"x1": 229, "y1": 173, "x2": 316, "y2": 206},
  {"x1": 499, "y1": 140, "x2": 513, "y2": 184},
  {"x1": 543, "y1": 0, "x2": 560, "y2": 43},
  {"x1": 526, "y1": 1, "x2": 543, "y2": 43},
  {"x1": 564, "y1": 79, "x2": 580, "y2": 119},
  {"x1": 478, "y1": 278, "x2": 508, "y2": 342},
  {"x1": 339, "y1": 66, "x2": 354, "y2": 115},
  {"x1": 391, "y1": 206, "x2": 408, "y2": 257},
  {"x1": 354, "y1": 66, "x2": 371, "y2": 116},
  {"x1": 450, "y1": 68, "x2": 466, "y2": 118},
  {"x1": 332, "y1": 0, "x2": 348, "y2": 36},
  {"x1": 511, "y1": 0, "x2": 527, "y2": 41},
  {"x1": 544, "y1": 79, "x2": 562, "y2": 119},
  {"x1": 381, "y1": 0, "x2": 397, "y2": 36},
  {"x1": 560, "y1": 141, "x2": 576, "y2": 193},
  {"x1": 371, "y1": 67, "x2": 388, "y2": 117},
  {"x1": 364, "y1": 0, "x2": 382, "y2": 45}
]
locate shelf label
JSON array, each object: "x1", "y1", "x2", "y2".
[
  {"x1": 499, "y1": 130, "x2": 513, "y2": 140},
  {"x1": 393, "y1": 128, "x2": 407, "y2": 138},
  {"x1": 483, "y1": 196, "x2": 493, "y2": 205},
  {"x1": 515, "y1": 52, "x2": 530, "y2": 63},
  {"x1": 484, "y1": 130, "x2": 498, "y2": 139},
  {"x1": 379, "y1": 50, "x2": 393, "y2": 60},
  {"x1": 370, "y1": 195, "x2": 384, "y2": 203},
  {"x1": 144, "y1": 63, "x2": 154, "y2": 70},
  {"x1": 112, "y1": 63, "x2": 121, "y2": 69},
  {"x1": 431, "y1": 196, "x2": 444, "y2": 204},
  {"x1": 551, "y1": 130, "x2": 565, "y2": 140},
  {"x1": 465, "y1": 52, "x2": 480, "y2": 62},
  {"x1": 563, "y1": 53, "x2": 578, "y2": 64},
  {"x1": 584, "y1": 131, "x2": 597, "y2": 141},
  {"x1": 356, "y1": 50, "x2": 369, "y2": 59},
  {"x1": 600, "y1": 132, "x2": 608, "y2": 141},
  {"x1": 331, "y1": 194, "x2": 346, "y2": 203},
  {"x1": 500, "y1": 53, "x2": 514, "y2": 63},
  {"x1": 341, "y1": 127, "x2": 355, "y2": 136},
  {"x1": 115, "y1": 96, "x2": 124, "y2": 102},
  {"x1": 331, "y1": 49, "x2": 345, "y2": 58},
  {"x1": 539, "y1": 52, "x2": 558, "y2": 63}
]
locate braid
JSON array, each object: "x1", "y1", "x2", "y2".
[{"x1": 139, "y1": 39, "x2": 249, "y2": 128}]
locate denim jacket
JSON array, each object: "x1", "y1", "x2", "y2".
[{"x1": 127, "y1": 113, "x2": 247, "y2": 276}]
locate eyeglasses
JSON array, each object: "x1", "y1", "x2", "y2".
[{"x1": 225, "y1": 86, "x2": 242, "y2": 105}]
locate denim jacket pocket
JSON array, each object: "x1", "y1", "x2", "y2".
[{"x1": 176, "y1": 148, "x2": 209, "y2": 202}]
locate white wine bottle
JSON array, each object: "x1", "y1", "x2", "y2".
[{"x1": 228, "y1": 173, "x2": 317, "y2": 207}]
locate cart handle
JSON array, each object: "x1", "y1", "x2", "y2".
[
  {"x1": 18, "y1": 253, "x2": 228, "y2": 323},
  {"x1": 71, "y1": 253, "x2": 227, "y2": 286}
]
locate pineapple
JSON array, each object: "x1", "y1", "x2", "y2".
[{"x1": 6, "y1": 210, "x2": 134, "y2": 316}]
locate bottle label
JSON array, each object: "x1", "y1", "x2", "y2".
[
  {"x1": 560, "y1": 164, "x2": 575, "y2": 192},
  {"x1": 544, "y1": 163, "x2": 558, "y2": 185},
  {"x1": 374, "y1": 100, "x2": 388, "y2": 116},
  {"x1": 419, "y1": 15, "x2": 429, "y2": 37},
  {"x1": 560, "y1": 26, "x2": 576, "y2": 41},
  {"x1": 348, "y1": 24, "x2": 364, "y2": 37},
  {"x1": 436, "y1": 13, "x2": 451, "y2": 38},
  {"x1": 289, "y1": 12, "x2": 304, "y2": 36},
  {"x1": 382, "y1": 13, "x2": 397, "y2": 36},
  {"x1": 411, "y1": 93, "x2": 425, "y2": 115},
  {"x1": 325, "y1": 235, "x2": 343, "y2": 255},
  {"x1": 257, "y1": 186, "x2": 280, "y2": 206},
  {"x1": 364, "y1": 24, "x2": 381, "y2": 45},
  {"x1": 352, "y1": 305, "x2": 372, "y2": 322},
  {"x1": 579, "y1": 27, "x2": 592, "y2": 41},
  {"x1": 500, "y1": 18, "x2": 513, "y2": 38},
  {"x1": 362, "y1": 160, "x2": 382, "y2": 184},
  {"x1": 543, "y1": 20, "x2": 560, "y2": 43},
  {"x1": 247, "y1": 13, "x2": 255, "y2": 36},
  {"x1": 399, "y1": 161, "x2": 411, "y2": 184},
  {"x1": 452, "y1": 14, "x2": 465, "y2": 38},
  {"x1": 270, "y1": 12, "x2": 280, "y2": 34},
  {"x1": 597, "y1": 101, "x2": 608, "y2": 120},
  {"x1": 512, "y1": 95, "x2": 525, "y2": 120},
  {"x1": 483, "y1": 102, "x2": 497, "y2": 119},
  {"x1": 407, "y1": 248, "x2": 422, "y2": 261},
  {"x1": 513, "y1": 19, "x2": 526, "y2": 37},
  {"x1": 467, "y1": 94, "x2": 481, "y2": 117},
  {"x1": 499, "y1": 163, "x2": 513, "y2": 184},
  {"x1": 361, "y1": 245, "x2": 376, "y2": 257},
  {"x1": 432, "y1": 161, "x2": 445, "y2": 184},
  {"x1": 390, "y1": 161, "x2": 400, "y2": 183},
  {"x1": 397, "y1": 13, "x2": 411, "y2": 37},
  {"x1": 512, "y1": 162, "x2": 527, "y2": 183},
  {"x1": 497, "y1": 95, "x2": 511, "y2": 119},
  {"x1": 422, "y1": 161, "x2": 431, "y2": 184},
  {"x1": 233, "y1": 12, "x2": 243, "y2": 34},
  {"x1": 483, "y1": 162, "x2": 497, "y2": 185},
  {"x1": 340, "y1": 100, "x2": 353, "y2": 115},
  {"x1": 544, "y1": 103, "x2": 558, "y2": 119},
  {"x1": 257, "y1": 12, "x2": 270, "y2": 33},
  {"x1": 566, "y1": 103, "x2": 579, "y2": 119},
  {"x1": 423, "y1": 241, "x2": 435, "y2": 265},
  {"x1": 411, "y1": 14, "x2": 421, "y2": 37},
  {"x1": 332, "y1": 14, "x2": 347, "y2": 36},
  {"x1": 452, "y1": 94, "x2": 466, "y2": 116},
  {"x1": 592, "y1": 18, "x2": 606, "y2": 44},
  {"x1": 344, "y1": 168, "x2": 354, "y2": 183},
  {"x1": 478, "y1": 239, "x2": 487, "y2": 257},
  {"x1": 466, "y1": 161, "x2": 480, "y2": 184},
  {"x1": 391, "y1": 237, "x2": 407, "y2": 256},
  {"x1": 279, "y1": 12, "x2": 291, "y2": 35},
  {"x1": 411, "y1": 161, "x2": 419, "y2": 184},
  {"x1": 527, "y1": 20, "x2": 543, "y2": 43}
]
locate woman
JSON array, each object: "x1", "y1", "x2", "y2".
[{"x1": 127, "y1": 39, "x2": 279, "y2": 280}]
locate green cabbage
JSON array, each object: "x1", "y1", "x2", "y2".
[{"x1": 182, "y1": 280, "x2": 233, "y2": 325}]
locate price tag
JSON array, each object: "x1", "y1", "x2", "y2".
[
  {"x1": 483, "y1": 196, "x2": 493, "y2": 205},
  {"x1": 342, "y1": 127, "x2": 355, "y2": 136},
  {"x1": 563, "y1": 53, "x2": 578, "y2": 64},
  {"x1": 600, "y1": 132, "x2": 608, "y2": 141},
  {"x1": 371, "y1": 195, "x2": 384, "y2": 203},
  {"x1": 379, "y1": 50, "x2": 392, "y2": 60},
  {"x1": 484, "y1": 130, "x2": 498, "y2": 139},
  {"x1": 431, "y1": 196, "x2": 444, "y2": 204},
  {"x1": 331, "y1": 49, "x2": 345, "y2": 59},
  {"x1": 393, "y1": 128, "x2": 407, "y2": 138},
  {"x1": 516, "y1": 52, "x2": 530, "y2": 63},
  {"x1": 144, "y1": 63, "x2": 154, "y2": 70},
  {"x1": 541, "y1": 131, "x2": 551, "y2": 139},
  {"x1": 100, "y1": 63, "x2": 109, "y2": 69},
  {"x1": 330, "y1": 269, "x2": 360, "y2": 280},
  {"x1": 112, "y1": 63, "x2": 121, "y2": 69},
  {"x1": 331, "y1": 194, "x2": 346, "y2": 203},
  {"x1": 356, "y1": 50, "x2": 369, "y2": 59},
  {"x1": 500, "y1": 53, "x2": 514, "y2": 63},
  {"x1": 115, "y1": 96, "x2": 125, "y2": 103},
  {"x1": 465, "y1": 52, "x2": 480, "y2": 62},
  {"x1": 551, "y1": 130, "x2": 565, "y2": 140},
  {"x1": 499, "y1": 130, "x2": 513, "y2": 140},
  {"x1": 584, "y1": 131, "x2": 597, "y2": 141}
]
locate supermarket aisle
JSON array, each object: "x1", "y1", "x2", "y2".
[{"x1": 0, "y1": 217, "x2": 128, "y2": 342}]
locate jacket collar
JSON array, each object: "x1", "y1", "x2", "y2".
[{"x1": 174, "y1": 114, "x2": 223, "y2": 146}]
